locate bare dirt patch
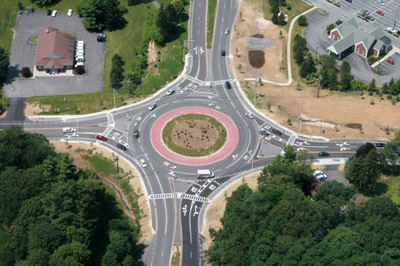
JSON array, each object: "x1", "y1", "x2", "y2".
[
  {"x1": 171, "y1": 120, "x2": 218, "y2": 150},
  {"x1": 231, "y1": 0, "x2": 288, "y2": 83},
  {"x1": 250, "y1": 84, "x2": 400, "y2": 140},
  {"x1": 25, "y1": 102, "x2": 50, "y2": 116},
  {"x1": 248, "y1": 50, "x2": 265, "y2": 68},
  {"x1": 51, "y1": 141, "x2": 153, "y2": 244},
  {"x1": 147, "y1": 40, "x2": 158, "y2": 64},
  {"x1": 201, "y1": 171, "x2": 260, "y2": 250}
]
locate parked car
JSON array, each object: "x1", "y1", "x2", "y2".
[
  {"x1": 377, "y1": 0, "x2": 385, "y2": 6},
  {"x1": 62, "y1": 127, "x2": 76, "y2": 133},
  {"x1": 166, "y1": 89, "x2": 175, "y2": 96},
  {"x1": 386, "y1": 58, "x2": 394, "y2": 65},
  {"x1": 67, "y1": 9, "x2": 73, "y2": 16},
  {"x1": 259, "y1": 130, "x2": 269, "y2": 136},
  {"x1": 272, "y1": 128, "x2": 282, "y2": 136},
  {"x1": 387, "y1": 27, "x2": 396, "y2": 33},
  {"x1": 225, "y1": 81, "x2": 232, "y2": 89},
  {"x1": 318, "y1": 151, "x2": 330, "y2": 157},
  {"x1": 365, "y1": 15, "x2": 374, "y2": 21},
  {"x1": 51, "y1": 10, "x2": 57, "y2": 17},
  {"x1": 117, "y1": 143, "x2": 127, "y2": 151},
  {"x1": 221, "y1": 50, "x2": 226, "y2": 56},
  {"x1": 245, "y1": 112, "x2": 255, "y2": 119},
  {"x1": 96, "y1": 135, "x2": 107, "y2": 141},
  {"x1": 139, "y1": 159, "x2": 147, "y2": 168},
  {"x1": 47, "y1": 10, "x2": 52, "y2": 16},
  {"x1": 134, "y1": 130, "x2": 139, "y2": 138},
  {"x1": 76, "y1": 56, "x2": 85, "y2": 62},
  {"x1": 224, "y1": 28, "x2": 230, "y2": 35},
  {"x1": 148, "y1": 103, "x2": 157, "y2": 110},
  {"x1": 376, "y1": 10, "x2": 384, "y2": 16},
  {"x1": 297, "y1": 147, "x2": 307, "y2": 151},
  {"x1": 74, "y1": 62, "x2": 84, "y2": 68},
  {"x1": 374, "y1": 142, "x2": 386, "y2": 147}
]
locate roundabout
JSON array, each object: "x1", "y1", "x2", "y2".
[{"x1": 150, "y1": 106, "x2": 239, "y2": 166}]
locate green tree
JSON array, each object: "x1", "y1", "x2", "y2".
[
  {"x1": 300, "y1": 55, "x2": 316, "y2": 78},
  {"x1": 339, "y1": 61, "x2": 352, "y2": 91},
  {"x1": 326, "y1": 23, "x2": 335, "y2": 34},
  {"x1": 293, "y1": 34, "x2": 308, "y2": 65},
  {"x1": 104, "y1": 0, "x2": 127, "y2": 31},
  {"x1": 30, "y1": 0, "x2": 59, "y2": 8},
  {"x1": 297, "y1": 15, "x2": 307, "y2": 26},
  {"x1": 320, "y1": 55, "x2": 338, "y2": 89},
  {"x1": 49, "y1": 241, "x2": 91, "y2": 266},
  {"x1": 0, "y1": 46, "x2": 9, "y2": 83},
  {"x1": 156, "y1": 4, "x2": 178, "y2": 45},
  {"x1": 314, "y1": 180, "x2": 355, "y2": 206},
  {"x1": 171, "y1": 0, "x2": 185, "y2": 18},
  {"x1": 110, "y1": 54, "x2": 125, "y2": 90}
]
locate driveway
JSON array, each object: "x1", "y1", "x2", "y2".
[
  {"x1": 323, "y1": 164, "x2": 349, "y2": 186},
  {"x1": 304, "y1": 2, "x2": 400, "y2": 86},
  {"x1": 4, "y1": 11, "x2": 105, "y2": 97}
]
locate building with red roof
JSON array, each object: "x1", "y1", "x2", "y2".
[{"x1": 35, "y1": 26, "x2": 75, "y2": 73}]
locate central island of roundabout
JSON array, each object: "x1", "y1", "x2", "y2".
[{"x1": 151, "y1": 107, "x2": 239, "y2": 165}]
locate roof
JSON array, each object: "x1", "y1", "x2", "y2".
[
  {"x1": 35, "y1": 27, "x2": 75, "y2": 69},
  {"x1": 335, "y1": 18, "x2": 359, "y2": 37},
  {"x1": 330, "y1": 33, "x2": 355, "y2": 54},
  {"x1": 374, "y1": 40, "x2": 385, "y2": 50}
]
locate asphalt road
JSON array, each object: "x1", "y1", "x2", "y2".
[{"x1": 0, "y1": 1, "x2": 389, "y2": 265}]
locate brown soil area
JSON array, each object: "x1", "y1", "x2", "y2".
[
  {"x1": 51, "y1": 142, "x2": 153, "y2": 244},
  {"x1": 170, "y1": 119, "x2": 219, "y2": 150},
  {"x1": 201, "y1": 171, "x2": 260, "y2": 251},
  {"x1": 248, "y1": 50, "x2": 265, "y2": 68},
  {"x1": 252, "y1": 84, "x2": 400, "y2": 140},
  {"x1": 147, "y1": 40, "x2": 158, "y2": 64},
  {"x1": 25, "y1": 102, "x2": 50, "y2": 116},
  {"x1": 231, "y1": 0, "x2": 288, "y2": 83}
]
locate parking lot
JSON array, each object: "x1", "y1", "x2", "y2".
[
  {"x1": 5, "y1": 10, "x2": 105, "y2": 97},
  {"x1": 305, "y1": 0, "x2": 400, "y2": 85}
]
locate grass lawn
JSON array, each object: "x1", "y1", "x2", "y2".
[
  {"x1": 162, "y1": 114, "x2": 227, "y2": 157},
  {"x1": 364, "y1": 175, "x2": 400, "y2": 204},
  {"x1": 207, "y1": 0, "x2": 218, "y2": 49}
]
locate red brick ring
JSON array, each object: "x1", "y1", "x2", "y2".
[{"x1": 150, "y1": 107, "x2": 239, "y2": 166}]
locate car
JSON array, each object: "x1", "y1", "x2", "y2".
[
  {"x1": 18, "y1": 10, "x2": 23, "y2": 15},
  {"x1": 47, "y1": 10, "x2": 52, "y2": 16},
  {"x1": 51, "y1": 10, "x2": 57, "y2": 17},
  {"x1": 365, "y1": 15, "x2": 374, "y2": 21},
  {"x1": 376, "y1": 10, "x2": 384, "y2": 16},
  {"x1": 357, "y1": 10, "x2": 365, "y2": 16},
  {"x1": 297, "y1": 147, "x2": 307, "y2": 151},
  {"x1": 245, "y1": 112, "x2": 255, "y2": 119},
  {"x1": 386, "y1": 58, "x2": 394, "y2": 65},
  {"x1": 387, "y1": 27, "x2": 396, "y2": 33},
  {"x1": 374, "y1": 142, "x2": 386, "y2": 147},
  {"x1": 96, "y1": 135, "x2": 107, "y2": 141},
  {"x1": 134, "y1": 130, "x2": 139, "y2": 138},
  {"x1": 224, "y1": 28, "x2": 230, "y2": 35},
  {"x1": 148, "y1": 103, "x2": 157, "y2": 110},
  {"x1": 97, "y1": 33, "x2": 106, "y2": 42},
  {"x1": 317, "y1": 173, "x2": 328, "y2": 181},
  {"x1": 67, "y1": 9, "x2": 73, "y2": 16},
  {"x1": 225, "y1": 81, "x2": 232, "y2": 89},
  {"x1": 272, "y1": 128, "x2": 282, "y2": 136},
  {"x1": 377, "y1": 0, "x2": 385, "y2": 6},
  {"x1": 318, "y1": 151, "x2": 330, "y2": 157},
  {"x1": 259, "y1": 130, "x2": 269, "y2": 136},
  {"x1": 139, "y1": 159, "x2": 147, "y2": 168},
  {"x1": 312, "y1": 170, "x2": 327, "y2": 181},
  {"x1": 117, "y1": 143, "x2": 127, "y2": 151},
  {"x1": 74, "y1": 62, "x2": 84, "y2": 68},
  {"x1": 221, "y1": 50, "x2": 226, "y2": 56},
  {"x1": 166, "y1": 89, "x2": 175, "y2": 96},
  {"x1": 62, "y1": 127, "x2": 76, "y2": 133},
  {"x1": 363, "y1": 9, "x2": 370, "y2": 15}
]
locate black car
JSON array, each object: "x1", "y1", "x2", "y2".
[
  {"x1": 47, "y1": 10, "x2": 52, "y2": 16},
  {"x1": 272, "y1": 128, "x2": 282, "y2": 136},
  {"x1": 117, "y1": 143, "x2": 127, "y2": 151},
  {"x1": 134, "y1": 130, "x2": 139, "y2": 139},
  {"x1": 225, "y1": 81, "x2": 232, "y2": 89},
  {"x1": 374, "y1": 142, "x2": 385, "y2": 148},
  {"x1": 259, "y1": 130, "x2": 269, "y2": 136},
  {"x1": 221, "y1": 50, "x2": 226, "y2": 56},
  {"x1": 318, "y1": 151, "x2": 330, "y2": 157}
]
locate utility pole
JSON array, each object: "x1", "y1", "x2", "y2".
[
  {"x1": 115, "y1": 155, "x2": 119, "y2": 178},
  {"x1": 298, "y1": 113, "x2": 303, "y2": 133},
  {"x1": 316, "y1": 46, "x2": 319, "y2": 57},
  {"x1": 113, "y1": 89, "x2": 117, "y2": 109},
  {"x1": 254, "y1": 78, "x2": 257, "y2": 107}
]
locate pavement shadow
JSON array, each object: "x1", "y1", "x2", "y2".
[
  {"x1": 0, "y1": 98, "x2": 27, "y2": 122},
  {"x1": 5, "y1": 65, "x2": 20, "y2": 85}
]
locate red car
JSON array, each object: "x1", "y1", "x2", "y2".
[
  {"x1": 386, "y1": 58, "x2": 394, "y2": 65},
  {"x1": 96, "y1": 134, "x2": 107, "y2": 141},
  {"x1": 376, "y1": 10, "x2": 384, "y2": 16}
]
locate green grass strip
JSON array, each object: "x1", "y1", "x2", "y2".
[
  {"x1": 162, "y1": 114, "x2": 227, "y2": 157},
  {"x1": 207, "y1": 0, "x2": 218, "y2": 49}
]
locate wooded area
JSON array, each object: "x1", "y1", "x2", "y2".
[{"x1": 0, "y1": 126, "x2": 142, "y2": 265}]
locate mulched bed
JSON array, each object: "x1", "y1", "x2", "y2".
[{"x1": 248, "y1": 50, "x2": 265, "y2": 68}]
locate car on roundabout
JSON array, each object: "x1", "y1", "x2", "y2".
[
  {"x1": 139, "y1": 159, "x2": 147, "y2": 168},
  {"x1": 117, "y1": 143, "x2": 127, "y2": 151},
  {"x1": 134, "y1": 130, "x2": 140, "y2": 138},
  {"x1": 259, "y1": 130, "x2": 269, "y2": 136},
  {"x1": 96, "y1": 134, "x2": 107, "y2": 141},
  {"x1": 245, "y1": 112, "x2": 255, "y2": 119},
  {"x1": 166, "y1": 89, "x2": 175, "y2": 96},
  {"x1": 149, "y1": 103, "x2": 157, "y2": 110}
]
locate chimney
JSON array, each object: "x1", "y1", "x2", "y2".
[{"x1": 46, "y1": 28, "x2": 50, "y2": 33}]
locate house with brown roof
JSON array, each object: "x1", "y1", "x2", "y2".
[
  {"x1": 327, "y1": 18, "x2": 391, "y2": 60},
  {"x1": 35, "y1": 26, "x2": 75, "y2": 73}
]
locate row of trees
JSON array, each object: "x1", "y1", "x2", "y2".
[
  {"x1": 30, "y1": 0, "x2": 59, "y2": 8},
  {"x1": 0, "y1": 126, "x2": 141, "y2": 265},
  {"x1": 111, "y1": 54, "x2": 125, "y2": 90},
  {"x1": 0, "y1": 47, "x2": 9, "y2": 91},
  {"x1": 78, "y1": 0, "x2": 127, "y2": 31},
  {"x1": 206, "y1": 147, "x2": 400, "y2": 265}
]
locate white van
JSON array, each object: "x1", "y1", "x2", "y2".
[
  {"x1": 76, "y1": 40, "x2": 84, "y2": 45},
  {"x1": 197, "y1": 169, "x2": 215, "y2": 179},
  {"x1": 74, "y1": 62, "x2": 84, "y2": 68},
  {"x1": 75, "y1": 52, "x2": 84, "y2": 57},
  {"x1": 76, "y1": 56, "x2": 85, "y2": 62},
  {"x1": 63, "y1": 127, "x2": 76, "y2": 133}
]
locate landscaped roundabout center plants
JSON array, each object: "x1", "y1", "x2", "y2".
[{"x1": 162, "y1": 114, "x2": 227, "y2": 157}]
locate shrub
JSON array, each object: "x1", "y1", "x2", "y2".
[
  {"x1": 75, "y1": 65, "x2": 86, "y2": 75},
  {"x1": 20, "y1": 67, "x2": 31, "y2": 78},
  {"x1": 297, "y1": 15, "x2": 308, "y2": 26},
  {"x1": 326, "y1": 24, "x2": 335, "y2": 34}
]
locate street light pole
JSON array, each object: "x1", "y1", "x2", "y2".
[
  {"x1": 113, "y1": 89, "x2": 117, "y2": 109},
  {"x1": 254, "y1": 78, "x2": 257, "y2": 107},
  {"x1": 115, "y1": 155, "x2": 119, "y2": 178}
]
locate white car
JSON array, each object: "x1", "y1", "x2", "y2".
[
  {"x1": 378, "y1": 0, "x2": 385, "y2": 6},
  {"x1": 67, "y1": 9, "x2": 73, "y2": 16},
  {"x1": 245, "y1": 112, "x2": 255, "y2": 119},
  {"x1": 166, "y1": 89, "x2": 175, "y2": 96},
  {"x1": 139, "y1": 159, "x2": 147, "y2": 168},
  {"x1": 148, "y1": 103, "x2": 157, "y2": 110},
  {"x1": 387, "y1": 27, "x2": 396, "y2": 33},
  {"x1": 313, "y1": 170, "x2": 327, "y2": 181},
  {"x1": 63, "y1": 127, "x2": 76, "y2": 133},
  {"x1": 51, "y1": 10, "x2": 57, "y2": 17},
  {"x1": 297, "y1": 147, "x2": 307, "y2": 151},
  {"x1": 74, "y1": 62, "x2": 84, "y2": 68},
  {"x1": 224, "y1": 28, "x2": 230, "y2": 35}
]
